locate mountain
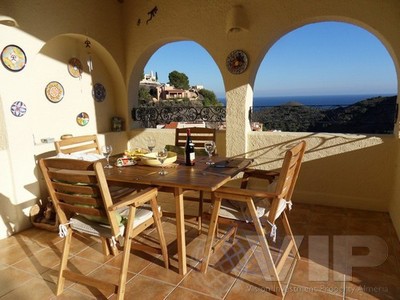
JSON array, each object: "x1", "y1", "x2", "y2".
[{"x1": 254, "y1": 96, "x2": 397, "y2": 134}]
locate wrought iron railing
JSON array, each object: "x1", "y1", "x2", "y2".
[
  {"x1": 132, "y1": 99, "x2": 396, "y2": 134},
  {"x1": 132, "y1": 106, "x2": 226, "y2": 128}
]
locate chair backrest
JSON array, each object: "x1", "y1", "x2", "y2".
[
  {"x1": 175, "y1": 127, "x2": 216, "y2": 149},
  {"x1": 268, "y1": 141, "x2": 306, "y2": 222},
  {"x1": 39, "y1": 158, "x2": 121, "y2": 236},
  {"x1": 54, "y1": 134, "x2": 101, "y2": 155}
]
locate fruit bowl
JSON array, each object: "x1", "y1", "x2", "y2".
[{"x1": 140, "y1": 151, "x2": 177, "y2": 167}]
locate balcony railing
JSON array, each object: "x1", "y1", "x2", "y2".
[
  {"x1": 132, "y1": 99, "x2": 396, "y2": 134},
  {"x1": 132, "y1": 106, "x2": 226, "y2": 128}
]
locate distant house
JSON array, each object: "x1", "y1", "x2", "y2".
[{"x1": 140, "y1": 71, "x2": 201, "y2": 102}]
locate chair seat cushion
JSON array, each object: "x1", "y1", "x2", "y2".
[
  {"x1": 217, "y1": 197, "x2": 288, "y2": 224},
  {"x1": 70, "y1": 206, "x2": 154, "y2": 237},
  {"x1": 55, "y1": 152, "x2": 104, "y2": 161}
]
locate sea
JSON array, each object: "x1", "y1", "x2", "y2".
[{"x1": 218, "y1": 94, "x2": 396, "y2": 107}]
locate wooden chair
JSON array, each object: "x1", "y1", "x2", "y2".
[
  {"x1": 39, "y1": 158, "x2": 169, "y2": 299},
  {"x1": 54, "y1": 134, "x2": 137, "y2": 199},
  {"x1": 201, "y1": 141, "x2": 306, "y2": 298},
  {"x1": 175, "y1": 127, "x2": 216, "y2": 150},
  {"x1": 54, "y1": 134, "x2": 101, "y2": 155},
  {"x1": 165, "y1": 127, "x2": 216, "y2": 233}
]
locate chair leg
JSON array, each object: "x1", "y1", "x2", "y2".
[
  {"x1": 282, "y1": 211, "x2": 300, "y2": 259},
  {"x1": 117, "y1": 206, "x2": 136, "y2": 300},
  {"x1": 246, "y1": 200, "x2": 284, "y2": 297},
  {"x1": 56, "y1": 228, "x2": 72, "y2": 295},
  {"x1": 150, "y1": 197, "x2": 169, "y2": 269},
  {"x1": 197, "y1": 191, "x2": 204, "y2": 234},
  {"x1": 201, "y1": 197, "x2": 222, "y2": 273},
  {"x1": 101, "y1": 238, "x2": 110, "y2": 256}
]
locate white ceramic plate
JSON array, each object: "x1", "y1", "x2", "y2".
[{"x1": 141, "y1": 151, "x2": 177, "y2": 167}]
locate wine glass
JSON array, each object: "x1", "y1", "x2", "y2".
[
  {"x1": 101, "y1": 145, "x2": 113, "y2": 168},
  {"x1": 156, "y1": 148, "x2": 168, "y2": 175},
  {"x1": 204, "y1": 141, "x2": 216, "y2": 165},
  {"x1": 146, "y1": 136, "x2": 156, "y2": 153}
]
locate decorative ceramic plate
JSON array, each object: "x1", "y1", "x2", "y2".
[
  {"x1": 76, "y1": 112, "x2": 89, "y2": 126},
  {"x1": 45, "y1": 81, "x2": 64, "y2": 103},
  {"x1": 1, "y1": 45, "x2": 27, "y2": 72},
  {"x1": 93, "y1": 83, "x2": 106, "y2": 102},
  {"x1": 10, "y1": 101, "x2": 27, "y2": 117},
  {"x1": 226, "y1": 50, "x2": 248, "y2": 74},
  {"x1": 67, "y1": 57, "x2": 83, "y2": 78}
]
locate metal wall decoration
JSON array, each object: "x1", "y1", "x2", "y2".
[
  {"x1": 137, "y1": 5, "x2": 158, "y2": 26},
  {"x1": 132, "y1": 106, "x2": 226, "y2": 127},
  {"x1": 1, "y1": 44, "x2": 27, "y2": 72},
  {"x1": 67, "y1": 58, "x2": 83, "y2": 78},
  {"x1": 10, "y1": 101, "x2": 27, "y2": 117},
  {"x1": 146, "y1": 6, "x2": 158, "y2": 24},
  {"x1": 92, "y1": 83, "x2": 106, "y2": 102}
]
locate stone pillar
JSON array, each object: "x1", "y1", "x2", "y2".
[{"x1": 225, "y1": 84, "x2": 253, "y2": 157}]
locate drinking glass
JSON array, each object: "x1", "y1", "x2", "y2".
[
  {"x1": 101, "y1": 145, "x2": 113, "y2": 168},
  {"x1": 204, "y1": 141, "x2": 216, "y2": 165},
  {"x1": 146, "y1": 136, "x2": 156, "y2": 152},
  {"x1": 156, "y1": 148, "x2": 168, "y2": 175}
]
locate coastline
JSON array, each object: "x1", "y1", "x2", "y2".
[{"x1": 218, "y1": 94, "x2": 396, "y2": 106}]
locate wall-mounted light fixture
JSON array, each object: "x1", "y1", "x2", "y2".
[
  {"x1": 0, "y1": 15, "x2": 19, "y2": 27},
  {"x1": 226, "y1": 5, "x2": 248, "y2": 34},
  {"x1": 84, "y1": 38, "x2": 93, "y2": 73}
]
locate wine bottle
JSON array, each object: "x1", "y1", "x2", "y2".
[{"x1": 185, "y1": 129, "x2": 195, "y2": 166}]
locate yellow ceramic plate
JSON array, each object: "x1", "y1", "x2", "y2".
[
  {"x1": 124, "y1": 148, "x2": 149, "y2": 158},
  {"x1": 141, "y1": 151, "x2": 177, "y2": 167}
]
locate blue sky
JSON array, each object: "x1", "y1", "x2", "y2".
[{"x1": 144, "y1": 21, "x2": 397, "y2": 99}]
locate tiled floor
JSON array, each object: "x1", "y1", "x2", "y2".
[{"x1": 0, "y1": 201, "x2": 399, "y2": 299}]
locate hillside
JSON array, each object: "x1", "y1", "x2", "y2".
[{"x1": 253, "y1": 96, "x2": 397, "y2": 134}]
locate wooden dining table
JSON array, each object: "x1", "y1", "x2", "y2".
[{"x1": 104, "y1": 155, "x2": 252, "y2": 275}]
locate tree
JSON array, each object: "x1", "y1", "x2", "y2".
[
  {"x1": 168, "y1": 70, "x2": 190, "y2": 90},
  {"x1": 199, "y1": 88, "x2": 222, "y2": 106},
  {"x1": 138, "y1": 86, "x2": 152, "y2": 105}
]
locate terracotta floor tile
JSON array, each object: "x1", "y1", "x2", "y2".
[
  {"x1": 70, "y1": 264, "x2": 136, "y2": 298},
  {"x1": 140, "y1": 255, "x2": 188, "y2": 285},
  {"x1": 16, "y1": 227, "x2": 62, "y2": 247},
  {"x1": 12, "y1": 247, "x2": 61, "y2": 275},
  {"x1": 0, "y1": 266, "x2": 36, "y2": 297},
  {"x1": 285, "y1": 284, "x2": 344, "y2": 299},
  {"x1": 0, "y1": 277, "x2": 56, "y2": 300},
  {"x1": 123, "y1": 274, "x2": 175, "y2": 299},
  {"x1": 345, "y1": 267, "x2": 400, "y2": 299},
  {"x1": 0, "y1": 240, "x2": 45, "y2": 265},
  {"x1": 166, "y1": 286, "x2": 219, "y2": 299},
  {"x1": 106, "y1": 248, "x2": 158, "y2": 273},
  {"x1": 180, "y1": 266, "x2": 236, "y2": 299},
  {"x1": 227, "y1": 276, "x2": 281, "y2": 299},
  {"x1": 310, "y1": 213, "x2": 348, "y2": 230},
  {"x1": 52, "y1": 288, "x2": 98, "y2": 299},
  {"x1": 1, "y1": 203, "x2": 399, "y2": 300},
  {"x1": 290, "y1": 259, "x2": 345, "y2": 296}
]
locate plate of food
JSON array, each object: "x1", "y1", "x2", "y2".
[
  {"x1": 116, "y1": 157, "x2": 137, "y2": 167},
  {"x1": 140, "y1": 151, "x2": 177, "y2": 167}
]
